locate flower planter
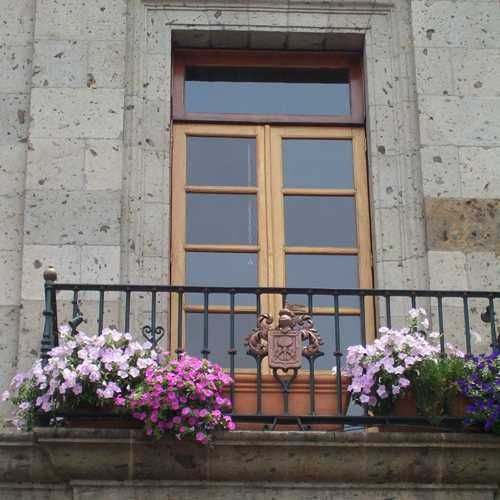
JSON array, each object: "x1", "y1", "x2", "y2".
[
  {"x1": 61, "y1": 410, "x2": 142, "y2": 429},
  {"x1": 34, "y1": 407, "x2": 142, "y2": 429},
  {"x1": 379, "y1": 391, "x2": 471, "y2": 432},
  {"x1": 228, "y1": 373, "x2": 350, "y2": 430}
]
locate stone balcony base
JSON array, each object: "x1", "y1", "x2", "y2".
[{"x1": 0, "y1": 428, "x2": 498, "y2": 499}]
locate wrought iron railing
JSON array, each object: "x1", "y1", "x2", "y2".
[{"x1": 40, "y1": 267, "x2": 499, "y2": 430}]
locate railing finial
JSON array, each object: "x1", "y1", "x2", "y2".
[{"x1": 43, "y1": 265, "x2": 57, "y2": 282}]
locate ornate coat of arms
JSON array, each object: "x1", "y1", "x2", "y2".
[{"x1": 246, "y1": 307, "x2": 323, "y2": 371}]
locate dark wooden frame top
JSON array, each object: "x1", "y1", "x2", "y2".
[{"x1": 172, "y1": 49, "x2": 365, "y2": 125}]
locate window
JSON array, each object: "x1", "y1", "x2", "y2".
[{"x1": 170, "y1": 50, "x2": 372, "y2": 373}]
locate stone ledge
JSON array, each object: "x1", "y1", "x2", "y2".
[{"x1": 0, "y1": 429, "x2": 498, "y2": 489}]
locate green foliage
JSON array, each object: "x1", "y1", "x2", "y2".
[{"x1": 411, "y1": 356, "x2": 466, "y2": 417}]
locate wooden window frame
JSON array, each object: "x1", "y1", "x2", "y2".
[
  {"x1": 170, "y1": 123, "x2": 374, "y2": 353},
  {"x1": 172, "y1": 49, "x2": 364, "y2": 125}
]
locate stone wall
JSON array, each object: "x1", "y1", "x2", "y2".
[
  {"x1": 0, "y1": 0, "x2": 35, "y2": 410},
  {"x1": 0, "y1": 0, "x2": 499, "y2": 407},
  {"x1": 412, "y1": 0, "x2": 500, "y2": 351}
]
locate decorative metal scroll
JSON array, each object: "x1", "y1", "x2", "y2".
[
  {"x1": 141, "y1": 325, "x2": 165, "y2": 346},
  {"x1": 245, "y1": 307, "x2": 323, "y2": 369}
]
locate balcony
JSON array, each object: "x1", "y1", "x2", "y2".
[{"x1": 39, "y1": 267, "x2": 500, "y2": 431}]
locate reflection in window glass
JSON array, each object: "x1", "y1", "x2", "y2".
[
  {"x1": 285, "y1": 196, "x2": 356, "y2": 247},
  {"x1": 187, "y1": 194, "x2": 257, "y2": 245},
  {"x1": 286, "y1": 254, "x2": 358, "y2": 307},
  {"x1": 186, "y1": 66, "x2": 350, "y2": 116},
  {"x1": 312, "y1": 315, "x2": 361, "y2": 370},
  {"x1": 283, "y1": 139, "x2": 353, "y2": 189},
  {"x1": 187, "y1": 136, "x2": 256, "y2": 186},
  {"x1": 186, "y1": 252, "x2": 258, "y2": 306},
  {"x1": 186, "y1": 313, "x2": 257, "y2": 369}
]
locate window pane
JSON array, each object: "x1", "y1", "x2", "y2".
[
  {"x1": 286, "y1": 254, "x2": 358, "y2": 307},
  {"x1": 187, "y1": 136, "x2": 256, "y2": 186},
  {"x1": 186, "y1": 67, "x2": 350, "y2": 116},
  {"x1": 186, "y1": 252, "x2": 258, "y2": 306},
  {"x1": 285, "y1": 196, "x2": 356, "y2": 247},
  {"x1": 312, "y1": 315, "x2": 361, "y2": 370},
  {"x1": 283, "y1": 139, "x2": 353, "y2": 189},
  {"x1": 187, "y1": 194, "x2": 257, "y2": 245},
  {"x1": 186, "y1": 313, "x2": 257, "y2": 369}
]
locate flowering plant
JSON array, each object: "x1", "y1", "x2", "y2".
[
  {"x1": 124, "y1": 354, "x2": 235, "y2": 444},
  {"x1": 3, "y1": 326, "x2": 160, "y2": 430},
  {"x1": 458, "y1": 351, "x2": 500, "y2": 434},
  {"x1": 344, "y1": 309, "x2": 441, "y2": 415}
]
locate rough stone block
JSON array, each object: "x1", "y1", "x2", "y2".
[
  {"x1": 374, "y1": 259, "x2": 404, "y2": 290},
  {"x1": 35, "y1": 0, "x2": 126, "y2": 40},
  {"x1": 419, "y1": 95, "x2": 500, "y2": 146},
  {"x1": 17, "y1": 299, "x2": 44, "y2": 371},
  {"x1": 452, "y1": 48, "x2": 500, "y2": 97},
  {"x1": 425, "y1": 198, "x2": 500, "y2": 253},
  {"x1": 0, "y1": 44, "x2": 33, "y2": 93},
  {"x1": 412, "y1": 1, "x2": 500, "y2": 49},
  {"x1": 414, "y1": 47, "x2": 453, "y2": 96},
  {"x1": 144, "y1": 54, "x2": 171, "y2": 102},
  {"x1": 460, "y1": 147, "x2": 500, "y2": 198},
  {"x1": 21, "y1": 245, "x2": 81, "y2": 301},
  {"x1": 370, "y1": 154, "x2": 404, "y2": 209},
  {"x1": 0, "y1": 251, "x2": 22, "y2": 306},
  {"x1": 26, "y1": 138, "x2": 84, "y2": 191},
  {"x1": 84, "y1": 140, "x2": 122, "y2": 190},
  {"x1": 141, "y1": 257, "x2": 168, "y2": 284},
  {"x1": 32, "y1": 40, "x2": 86, "y2": 88},
  {"x1": 0, "y1": 94, "x2": 29, "y2": 145},
  {"x1": 365, "y1": 56, "x2": 395, "y2": 108},
  {"x1": 0, "y1": 0, "x2": 34, "y2": 44},
  {"x1": 81, "y1": 245, "x2": 120, "y2": 284},
  {"x1": 428, "y1": 251, "x2": 467, "y2": 295},
  {"x1": 143, "y1": 203, "x2": 169, "y2": 258},
  {"x1": 0, "y1": 306, "x2": 19, "y2": 417},
  {"x1": 0, "y1": 195, "x2": 24, "y2": 251},
  {"x1": 0, "y1": 144, "x2": 26, "y2": 196},
  {"x1": 23, "y1": 190, "x2": 121, "y2": 246},
  {"x1": 367, "y1": 104, "x2": 399, "y2": 156},
  {"x1": 420, "y1": 146, "x2": 461, "y2": 198},
  {"x1": 466, "y1": 251, "x2": 500, "y2": 291},
  {"x1": 142, "y1": 99, "x2": 169, "y2": 151},
  {"x1": 374, "y1": 207, "x2": 404, "y2": 261},
  {"x1": 30, "y1": 88, "x2": 124, "y2": 139},
  {"x1": 87, "y1": 40, "x2": 125, "y2": 89},
  {"x1": 143, "y1": 150, "x2": 167, "y2": 203}
]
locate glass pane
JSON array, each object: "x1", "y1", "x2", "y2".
[
  {"x1": 285, "y1": 196, "x2": 356, "y2": 247},
  {"x1": 283, "y1": 139, "x2": 353, "y2": 189},
  {"x1": 186, "y1": 313, "x2": 257, "y2": 369},
  {"x1": 286, "y1": 254, "x2": 358, "y2": 307},
  {"x1": 186, "y1": 252, "x2": 257, "y2": 306},
  {"x1": 187, "y1": 136, "x2": 256, "y2": 186},
  {"x1": 186, "y1": 67, "x2": 350, "y2": 116},
  {"x1": 187, "y1": 194, "x2": 257, "y2": 245},
  {"x1": 312, "y1": 315, "x2": 361, "y2": 370}
]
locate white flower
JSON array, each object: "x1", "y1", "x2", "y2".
[
  {"x1": 471, "y1": 331, "x2": 482, "y2": 344},
  {"x1": 2, "y1": 391, "x2": 10, "y2": 401},
  {"x1": 429, "y1": 331, "x2": 441, "y2": 339}
]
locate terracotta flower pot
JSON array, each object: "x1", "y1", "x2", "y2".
[
  {"x1": 380, "y1": 391, "x2": 471, "y2": 432},
  {"x1": 227, "y1": 373, "x2": 350, "y2": 430}
]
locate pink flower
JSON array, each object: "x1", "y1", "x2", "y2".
[
  {"x1": 399, "y1": 377, "x2": 410, "y2": 388},
  {"x1": 195, "y1": 432, "x2": 208, "y2": 444}
]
